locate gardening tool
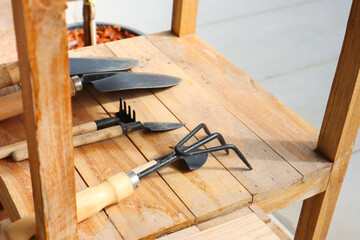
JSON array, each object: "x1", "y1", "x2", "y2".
[
  {"x1": 0, "y1": 57, "x2": 139, "y2": 89},
  {"x1": 0, "y1": 71, "x2": 181, "y2": 121},
  {"x1": 4, "y1": 123, "x2": 252, "y2": 240},
  {"x1": 9, "y1": 98, "x2": 185, "y2": 161},
  {"x1": 0, "y1": 97, "x2": 129, "y2": 159}
]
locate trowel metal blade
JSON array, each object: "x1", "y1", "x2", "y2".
[
  {"x1": 69, "y1": 57, "x2": 138, "y2": 76},
  {"x1": 88, "y1": 72, "x2": 182, "y2": 92}
]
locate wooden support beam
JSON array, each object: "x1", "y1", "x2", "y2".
[
  {"x1": 171, "y1": 0, "x2": 199, "y2": 37},
  {"x1": 295, "y1": 0, "x2": 360, "y2": 239},
  {"x1": 83, "y1": 0, "x2": 96, "y2": 46},
  {"x1": 11, "y1": 0, "x2": 77, "y2": 239}
]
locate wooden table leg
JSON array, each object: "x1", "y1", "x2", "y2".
[{"x1": 295, "y1": 1, "x2": 360, "y2": 239}]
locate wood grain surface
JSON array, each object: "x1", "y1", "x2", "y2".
[
  {"x1": 147, "y1": 32, "x2": 332, "y2": 182},
  {"x1": 182, "y1": 213, "x2": 280, "y2": 240}
]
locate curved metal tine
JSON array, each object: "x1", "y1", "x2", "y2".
[
  {"x1": 181, "y1": 143, "x2": 252, "y2": 170},
  {"x1": 226, "y1": 144, "x2": 251, "y2": 170},
  {"x1": 176, "y1": 132, "x2": 229, "y2": 156},
  {"x1": 175, "y1": 123, "x2": 211, "y2": 152},
  {"x1": 128, "y1": 105, "x2": 132, "y2": 121},
  {"x1": 119, "y1": 97, "x2": 123, "y2": 112}
]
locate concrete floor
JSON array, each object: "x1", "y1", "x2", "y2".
[{"x1": 1, "y1": 0, "x2": 358, "y2": 239}]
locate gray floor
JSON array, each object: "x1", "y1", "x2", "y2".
[{"x1": 66, "y1": 1, "x2": 359, "y2": 239}]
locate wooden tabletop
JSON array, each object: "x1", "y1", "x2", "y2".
[{"x1": 0, "y1": 32, "x2": 332, "y2": 239}]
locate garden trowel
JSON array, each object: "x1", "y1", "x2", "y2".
[
  {"x1": 0, "y1": 57, "x2": 139, "y2": 89},
  {"x1": 0, "y1": 69, "x2": 181, "y2": 121}
]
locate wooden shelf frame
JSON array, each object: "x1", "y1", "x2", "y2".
[
  {"x1": 3, "y1": 0, "x2": 359, "y2": 239},
  {"x1": 11, "y1": 0, "x2": 77, "y2": 238}
]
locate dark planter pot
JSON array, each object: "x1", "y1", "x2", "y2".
[{"x1": 67, "y1": 22, "x2": 144, "y2": 36}]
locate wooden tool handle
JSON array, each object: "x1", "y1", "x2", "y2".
[
  {"x1": 0, "y1": 62, "x2": 20, "y2": 89},
  {"x1": 4, "y1": 214, "x2": 36, "y2": 240},
  {"x1": 77, "y1": 172, "x2": 134, "y2": 222},
  {"x1": 0, "y1": 121, "x2": 97, "y2": 160},
  {"x1": 0, "y1": 141, "x2": 27, "y2": 159},
  {"x1": 0, "y1": 91, "x2": 23, "y2": 121},
  {"x1": 72, "y1": 121, "x2": 97, "y2": 135},
  {"x1": 12, "y1": 125, "x2": 124, "y2": 161},
  {"x1": 132, "y1": 160, "x2": 157, "y2": 174},
  {"x1": 5, "y1": 171, "x2": 135, "y2": 240},
  {"x1": 0, "y1": 76, "x2": 75, "y2": 122}
]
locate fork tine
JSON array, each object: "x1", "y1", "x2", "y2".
[
  {"x1": 116, "y1": 97, "x2": 136, "y2": 123},
  {"x1": 119, "y1": 97, "x2": 123, "y2": 112}
]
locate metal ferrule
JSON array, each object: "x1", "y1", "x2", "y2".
[
  {"x1": 126, "y1": 170, "x2": 140, "y2": 189},
  {"x1": 95, "y1": 117, "x2": 120, "y2": 130},
  {"x1": 71, "y1": 75, "x2": 83, "y2": 92},
  {"x1": 121, "y1": 122, "x2": 144, "y2": 134}
]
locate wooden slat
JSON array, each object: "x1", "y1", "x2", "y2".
[
  {"x1": 0, "y1": 161, "x2": 32, "y2": 221},
  {"x1": 249, "y1": 205, "x2": 291, "y2": 240},
  {"x1": 104, "y1": 36, "x2": 302, "y2": 203},
  {"x1": 196, "y1": 208, "x2": 253, "y2": 231},
  {"x1": 171, "y1": 0, "x2": 199, "y2": 37},
  {"x1": 161, "y1": 207, "x2": 290, "y2": 240},
  {"x1": 181, "y1": 213, "x2": 280, "y2": 240},
  {"x1": 156, "y1": 226, "x2": 200, "y2": 240},
  {"x1": 266, "y1": 222, "x2": 291, "y2": 240},
  {"x1": 146, "y1": 32, "x2": 332, "y2": 182},
  {"x1": 295, "y1": 1, "x2": 360, "y2": 239},
  {"x1": 257, "y1": 173, "x2": 329, "y2": 214},
  {"x1": 249, "y1": 205, "x2": 271, "y2": 224},
  {"x1": 11, "y1": 0, "x2": 76, "y2": 238}
]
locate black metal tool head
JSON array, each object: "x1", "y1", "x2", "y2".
[
  {"x1": 83, "y1": 72, "x2": 182, "y2": 92},
  {"x1": 115, "y1": 97, "x2": 136, "y2": 123},
  {"x1": 169, "y1": 146, "x2": 208, "y2": 171},
  {"x1": 174, "y1": 123, "x2": 252, "y2": 170},
  {"x1": 182, "y1": 154, "x2": 208, "y2": 170},
  {"x1": 137, "y1": 123, "x2": 252, "y2": 180}
]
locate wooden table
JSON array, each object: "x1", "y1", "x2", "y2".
[{"x1": 0, "y1": 32, "x2": 332, "y2": 239}]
